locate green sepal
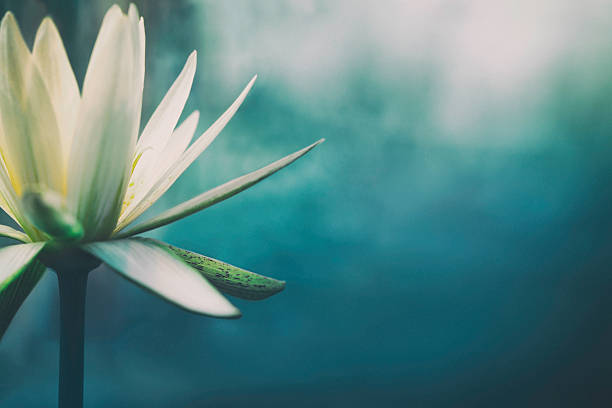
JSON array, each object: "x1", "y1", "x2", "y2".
[
  {"x1": 21, "y1": 188, "x2": 83, "y2": 241},
  {"x1": 147, "y1": 239, "x2": 286, "y2": 300}
]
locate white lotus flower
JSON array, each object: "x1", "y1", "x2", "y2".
[{"x1": 0, "y1": 4, "x2": 322, "y2": 336}]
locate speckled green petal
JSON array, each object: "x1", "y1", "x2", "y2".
[{"x1": 148, "y1": 239, "x2": 286, "y2": 301}]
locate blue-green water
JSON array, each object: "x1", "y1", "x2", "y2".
[{"x1": 1, "y1": 0, "x2": 612, "y2": 406}]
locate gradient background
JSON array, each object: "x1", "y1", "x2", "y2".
[{"x1": 1, "y1": 0, "x2": 612, "y2": 407}]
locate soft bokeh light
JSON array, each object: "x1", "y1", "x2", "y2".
[{"x1": 1, "y1": 0, "x2": 612, "y2": 406}]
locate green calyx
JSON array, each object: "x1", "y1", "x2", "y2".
[{"x1": 21, "y1": 187, "x2": 84, "y2": 242}]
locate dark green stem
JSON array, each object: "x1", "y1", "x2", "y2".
[{"x1": 56, "y1": 267, "x2": 89, "y2": 408}]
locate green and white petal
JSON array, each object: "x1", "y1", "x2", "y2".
[
  {"x1": 82, "y1": 238, "x2": 240, "y2": 318},
  {"x1": 0, "y1": 242, "x2": 45, "y2": 291},
  {"x1": 116, "y1": 139, "x2": 324, "y2": 237},
  {"x1": 0, "y1": 259, "x2": 46, "y2": 340},
  {"x1": 115, "y1": 76, "x2": 257, "y2": 232},
  {"x1": 33, "y1": 17, "x2": 80, "y2": 169},
  {"x1": 0, "y1": 12, "x2": 64, "y2": 195},
  {"x1": 150, "y1": 239, "x2": 285, "y2": 300},
  {"x1": 67, "y1": 5, "x2": 144, "y2": 240}
]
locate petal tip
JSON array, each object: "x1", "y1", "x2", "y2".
[
  {"x1": 1, "y1": 11, "x2": 18, "y2": 31},
  {"x1": 128, "y1": 3, "x2": 139, "y2": 17}
]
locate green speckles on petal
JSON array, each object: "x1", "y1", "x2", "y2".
[{"x1": 149, "y1": 239, "x2": 286, "y2": 301}]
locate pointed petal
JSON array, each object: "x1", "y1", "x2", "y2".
[
  {"x1": 136, "y1": 51, "x2": 196, "y2": 155},
  {"x1": 82, "y1": 238, "x2": 241, "y2": 318},
  {"x1": 0, "y1": 12, "x2": 64, "y2": 195},
  {"x1": 116, "y1": 139, "x2": 324, "y2": 237},
  {"x1": 32, "y1": 17, "x2": 80, "y2": 168},
  {"x1": 116, "y1": 76, "x2": 257, "y2": 231},
  {"x1": 162, "y1": 110, "x2": 200, "y2": 170},
  {"x1": 67, "y1": 6, "x2": 144, "y2": 239},
  {"x1": 150, "y1": 239, "x2": 285, "y2": 300},
  {"x1": 0, "y1": 242, "x2": 45, "y2": 291},
  {"x1": 120, "y1": 110, "x2": 199, "y2": 219},
  {"x1": 0, "y1": 259, "x2": 46, "y2": 341},
  {"x1": 0, "y1": 225, "x2": 29, "y2": 242}
]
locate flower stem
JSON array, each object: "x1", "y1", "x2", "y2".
[{"x1": 57, "y1": 267, "x2": 89, "y2": 408}]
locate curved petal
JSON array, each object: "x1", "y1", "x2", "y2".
[
  {"x1": 153, "y1": 239, "x2": 285, "y2": 300},
  {"x1": 135, "y1": 51, "x2": 196, "y2": 156},
  {"x1": 67, "y1": 5, "x2": 144, "y2": 239},
  {"x1": 0, "y1": 225, "x2": 29, "y2": 242},
  {"x1": 0, "y1": 259, "x2": 46, "y2": 340},
  {"x1": 0, "y1": 12, "x2": 63, "y2": 195},
  {"x1": 116, "y1": 76, "x2": 256, "y2": 231},
  {"x1": 115, "y1": 139, "x2": 324, "y2": 237},
  {"x1": 82, "y1": 238, "x2": 240, "y2": 318},
  {"x1": 33, "y1": 17, "x2": 80, "y2": 169},
  {"x1": 121, "y1": 51, "x2": 197, "y2": 219},
  {"x1": 0, "y1": 242, "x2": 45, "y2": 291},
  {"x1": 121, "y1": 110, "x2": 199, "y2": 219}
]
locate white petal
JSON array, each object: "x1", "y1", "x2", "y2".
[
  {"x1": 32, "y1": 17, "x2": 80, "y2": 169},
  {"x1": 115, "y1": 139, "x2": 324, "y2": 237},
  {"x1": 161, "y1": 110, "x2": 199, "y2": 170},
  {"x1": 120, "y1": 110, "x2": 199, "y2": 220},
  {"x1": 120, "y1": 53, "x2": 196, "y2": 218},
  {"x1": 135, "y1": 51, "x2": 196, "y2": 156},
  {"x1": 82, "y1": 238, "x2": 240, "y2": 318},
  {"x1": 0, "y1": 242, "x2": 45, "y2": 291},
  {"x1": 67, "y1": 6, "x2": 144, "y2": 239},
  {"x1": 116, "y1": 76, "x2": 256, "y2": 231},
  {"x1": 0, "y1": 153, "x2": 25, "y2": 227},
  {"x1": 0, "y1": 12, "x2": 64, "y2": 195},
  {"x1": 0, "y1": 225, "x2": 30, "y2": 242}
]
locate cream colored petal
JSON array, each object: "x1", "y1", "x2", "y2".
[
  {"x1": 115, "y1": 76, "x2": 256, "y2": 232},
  {"x1": 128, "y1": 4, "x2": 145, "y2": 132},
  {"x1": 0, "y1": 225, "x2": 30, "y2": 242},
  {"x1": 160, "y1": 110, "x2": 199, "y2": 172},
  {"x1": 120, "y1": 53, "x2": 197, "y2": 217},
  {"x1": 83, "y1": 238, "x2": 240, "y2": 318},
  {"x1": 0, "y1": 12, "x2": 64, "y2": 196},
  {"x1": 135, "y1": 51, "x2": 196, "y2": 156},
  {"x1": 32, "y1": 17, "x2": 80, "y2": 171},
  {"x1": 115, "y1": 139, "x2": 323, "y2": 238},
  {"x1": 120, "y1": 110, "x2": 199, "y2": 221},
  {"x1": 0, "y1": 152, "x2": 23, "y2": 225},
  {"x1": 67, "y1": 5, "x2": 144, "y2": 240}
]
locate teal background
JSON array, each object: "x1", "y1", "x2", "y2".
[{"x1": 2, "y1": 0, "x2": 612, "y2": 406}]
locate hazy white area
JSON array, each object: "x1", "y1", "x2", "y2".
[{"x1": 193, "y1": 0, "x2": 612, "y2": 148}]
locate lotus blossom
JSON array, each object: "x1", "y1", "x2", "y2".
[{"x1": 0, "y1": 3, "x2": 322, "y2": 336}]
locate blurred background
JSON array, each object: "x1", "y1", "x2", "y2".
[{"x1": 1, "y1": 0, "x2": 612, "y2": 406}]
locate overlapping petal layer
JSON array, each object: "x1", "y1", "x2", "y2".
[
  {"x1": 0, "y1": 13, "x2": 63, "y2": 196},
  {"x1": 67, "y1": 5, "x2": 144, "y2": 240},
  {"x1": 83, "y1": 238, "x2": 241, "y2": 318}
]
